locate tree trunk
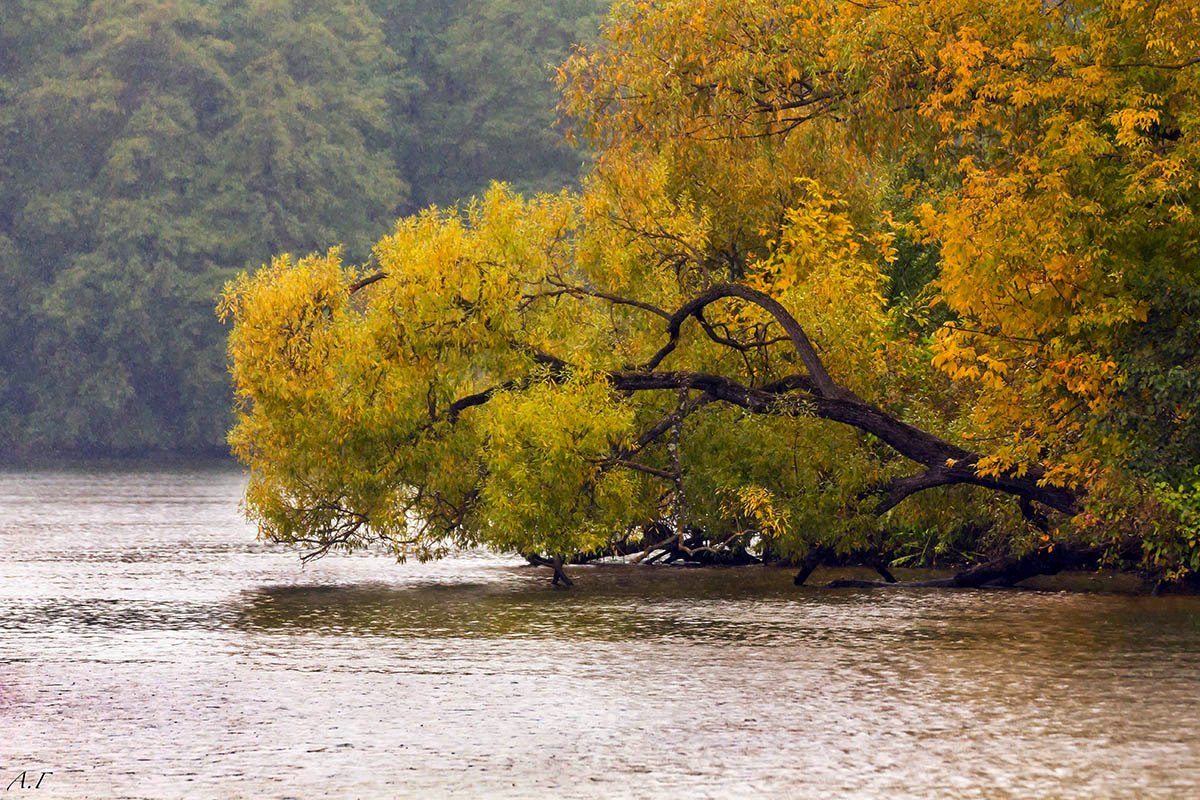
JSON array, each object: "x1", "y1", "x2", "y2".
[
  {"x1": 550, "y1": 555, "x2": 574, "y2": 588},
  {"x1": 824, "y1": 543, "x2": 1115, "y2": 590}
]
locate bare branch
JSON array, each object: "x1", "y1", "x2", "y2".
[
  {"x1": 527, "y1": 277, "x2": 673, "y2": 319},
  {"x1": 641, "y1": 283, "x2": 842, "y2": 398},
  {"x1": 609, "y1": 459, "x2": 677, "y2": 480},
  {"x1": 349, "y1": 271, "x2": 388, "y2": 293}
]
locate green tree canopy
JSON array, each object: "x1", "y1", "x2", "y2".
[
  {"x1": 380, "y1": 0, "x2": 606, "y2": 208},
  {"x1": 1, "y1": 0, "x2": 605, "y2": 454}
]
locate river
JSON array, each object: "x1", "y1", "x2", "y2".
[{"x1": 1, "y1": 464, "x2": 1198, "y2": 798}]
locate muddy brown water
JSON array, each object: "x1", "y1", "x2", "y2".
[{"x1": 2, "y1": 465, "x2": 1198, "y2": 798}]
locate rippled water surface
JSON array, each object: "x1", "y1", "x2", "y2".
[{"x1": 2, "y1": 465, "x2": 1199, "y2": 799}]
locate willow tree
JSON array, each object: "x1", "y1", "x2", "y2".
[{"x1": 221, "y1": 0, "x2": 1200, "y2": 587}]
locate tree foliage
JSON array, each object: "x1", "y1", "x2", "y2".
[
  {"x1": 225, "y1": 0, "x2": 1200, "y2": 584},
  {"x1": 380, "y1": 0, "x2": 606, "y2": 208},
  {"x1": 0, "y1": 0, "x2": 604, "y2": 454}
]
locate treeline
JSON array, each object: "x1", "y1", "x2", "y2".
[{"x1": 0, "y1": 0, "x2": 605, "y2": 455}]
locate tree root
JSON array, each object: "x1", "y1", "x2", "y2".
[
  {"x1": 794, "y1": 547, "x2": 898, "y2": 586},
  {"x1": 525, "y1": 554, "x2": 575, "y2": 587},
  {"x1": 550, "y1": 555, "x2": 574, "y2": 588}
]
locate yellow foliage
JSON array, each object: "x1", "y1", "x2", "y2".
[{"x1": 221, "y1": 0, "x2": 1200, "y2": 573}]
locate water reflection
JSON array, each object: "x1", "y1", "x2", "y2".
[
  {"x1": 232, "y1": 566, "x2": 1200, "y2": 652},
  {"x1": 234, "y1": 568, "x2": 810, "y2": 642},
  {"x1": 2, "y1": 466, "x2": 1200, "y2": 799}
]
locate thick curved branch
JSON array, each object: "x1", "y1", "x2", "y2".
[
  {"x1": 871, "y1": 467, "x2": 960, "y2": 516},
  {"x1": 606, "y1": 369, "x2": 1078, "y2": 514},
  {"x1": 343, "y1": 272, "x2": 1078, "y2": 516},
  {"x1": 643, "y1": 283, "x2": 842, "y2": 398},
  {"x1": 350, "y1": 271, "x2": 388, "y2": 293},
  {"x1": 440, "y1": 365, "x2": 1077, "y2": 515}
]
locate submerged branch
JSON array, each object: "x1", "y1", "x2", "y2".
[{"x1": 823, "y1": 541, "x2": 1130, "y2": 590}]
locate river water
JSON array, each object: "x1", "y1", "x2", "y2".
[{"x1": 1, "y1": 465, "x2": 1198, "y2": 799}]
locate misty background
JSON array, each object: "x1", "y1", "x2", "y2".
[{"x1": 0, "y1": 0, "x2": 606, "y2": 457}]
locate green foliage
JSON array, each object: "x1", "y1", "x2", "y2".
[
  {"x1": 379, "y1": 0, "x2": 606, "y2": 208},
  {"x1": 476, "y1": 377, "x2": 643, "y2": 556},
  {"x1": 1107, "y1": 284, "x2": 1200, "y2": 487},
  {"x1": 0, "y1": 0, "x2": 605, "y2": 455},
  {"x1": 1150, "y1": 469, "x2": 1200, "y2": 580}
]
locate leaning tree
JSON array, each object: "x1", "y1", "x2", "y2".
[{"x1": 221, "y1": 0, "x2": 1200, "y2": 587}]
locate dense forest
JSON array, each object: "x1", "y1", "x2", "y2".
[
  {"x1": 0, "y1": 0, "x2": 605, "y2": 455},
  {"x1": 223, "y1": 0, "x2": 1200, "y2": 586}
]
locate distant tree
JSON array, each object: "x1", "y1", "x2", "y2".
[
  {"x1": 0, "y1": 0, "x2": 607, "y2": 455},
  {"x1": 380, "y1": 0, "x2": 607, "y2": 209},
  {"x1": 0, "y1": 3, "x2": 391, "y2": 450},
  {"x1": 2, "y1": 0, "x2": 244, "y2": 449}
]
